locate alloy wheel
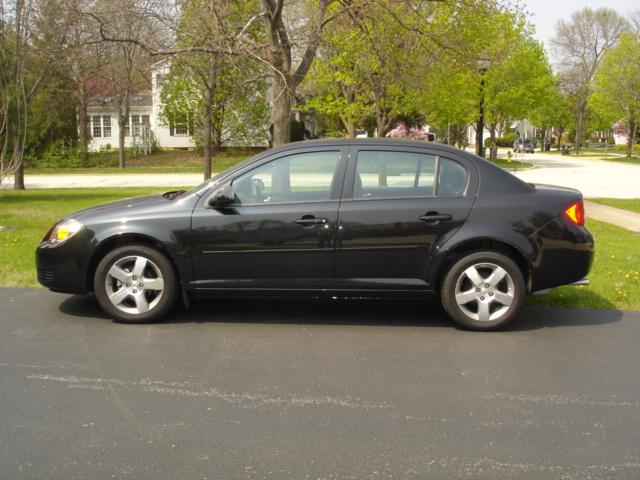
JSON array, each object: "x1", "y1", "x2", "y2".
[
  {"x1": 454, "y1": 262, "x2": 515, "y2": 322},
  {"x1": 104, "y1": 255, "x2": 164, "y2": 315}
]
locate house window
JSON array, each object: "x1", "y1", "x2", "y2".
[
  {"x1": 131, "y1": 115, "x2": 141, "y2": 136},
  {"x1": 141, "y1": 115, "x2": 150, "y2": 128},
  {"x1": 102, "y1": 116, "x2": 112, "y2": 138},
  {"x1": 92, "y1": 115, "x2": 102, "y2": 138},
  {"x1": 174, "y1": 115, "x2": 188, "y2": 135}
]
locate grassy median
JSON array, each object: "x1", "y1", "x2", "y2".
[
  {"x1": 1, "y1": 188, "x2": 638, "y2": 310},
  {"x1": 588, "y1": 198, "x2": 640, "y2": 214}
]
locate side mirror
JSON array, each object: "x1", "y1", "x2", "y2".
[{"x1": 208, "y1": 184, "x2": 236, "y2": 208}]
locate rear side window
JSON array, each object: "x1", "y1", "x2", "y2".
[
  {"x1": 438, "y1": 158, "x2": 468, "y2": 196},
  {"x1": 354, "y1": 151, "x2": 436, "y2": 199},
  {"x1": 353, "y1": 151, "x2": 467, "y2": 199}
]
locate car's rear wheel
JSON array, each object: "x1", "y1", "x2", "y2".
[
  {"x1": 94, "y1": 245, "x2": 178, "y2": 323},
  {"x1": 441, "y1": 251, "x2": 525, "y2": 331}
]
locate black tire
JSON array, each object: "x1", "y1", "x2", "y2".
[
  {"x1": 94, "y1": 244, "x2": 178, "y2": 323},
  {"x1": 441, "y1": 251, "x2": 525, "y2": 331}
]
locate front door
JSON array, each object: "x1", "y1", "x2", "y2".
[
  {"x1": 191, "y1": 147, "x2": 347, "y2": 291},
  {"x1": 335, "y1": 147, "x2": 477, "y2": 291}
]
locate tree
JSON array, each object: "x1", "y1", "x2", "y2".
[
  {"x1": 160, "y1": 0, "x2": 268, "y2": 179},
  {"x1": 0, "y1": 0, "x2": 71, "y2": 188},
  {"x1": 590, "y1": 32, "x2": 640, "y2": 158},
  {"x1": 483, "y1": 39, "x2": 555, "y2": 159},
  {"x1": 551, "y1": 7, "x2": 628, "y2": 153},
  {"x1": 66, "y1": 7, "x2": 102, "y2": 163},
  {"x1": 304, "y1": 1, "x2": 434, "y2": 138},
  {"x1": 89, "y1": 0, "x2": 155, "y2": 168},
  {"x1": 530, "y1": 83, "x2": 573, "y2": 150}
]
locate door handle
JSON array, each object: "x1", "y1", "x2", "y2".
[
  {"x1": 295, "y1": 216, "x2": 329, "y2": 226},
  {"x1": 419, "y1": 212, "x2": 452, "y2": 223}
]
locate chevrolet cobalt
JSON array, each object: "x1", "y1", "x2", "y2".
[{"x1": 37, "y1": 140, "x2": 593, "y2": 330}]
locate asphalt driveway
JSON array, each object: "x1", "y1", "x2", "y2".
[{"x1": 1, "y1": 288, "x2": 639, "y2": 479}]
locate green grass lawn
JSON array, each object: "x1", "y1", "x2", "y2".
[
  {"x1": 526, "y1": 219, "x2": 640, "y2": 311},
  {"x1": 0, "y1": 188, "x2": 174, "y2": 287},
  {"x1": 491, "y1": 158, "x2": 534, "y2": 170},
  {"x1": 1, "y1": 189, "x2": 638, "y2": 310},
  {"x1": 548, "y1": 148, "x2": 640, "y2": 164},
  {"x1": 25, "y1": 149, "x2": 251, "y2": 175},
  {"x1": 588, "y1": 198, "x2": 640, "y2": 214},
  {"x1": 594, "y1": 155, "x2": 640, "y2": 165}
]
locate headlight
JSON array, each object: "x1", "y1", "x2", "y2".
[{"x1": 48, "y1": 219, "x2": 83, "y2": 244}]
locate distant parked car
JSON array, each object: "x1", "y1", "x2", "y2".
[
  {"x1": 514, "y1": 140, "x2": 534, "y2": 153},
  {"x1": 37, "y1": 139, "x2": 593, "y2": 330},
  {"x1": 355, "y1": 129, "x2": 368, "y2": 138}
]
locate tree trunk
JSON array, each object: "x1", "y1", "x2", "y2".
[
  {"x1": 342, "y1": 117, "x2": 356, "y2": 138},
  {"x1": 78, "y1": 92, "x2": 89, "y2": 164},
  {"x1": 557, "y1": 126, "x2": 564, "y2": 150},
  {"x1": 271, "y1": 74, "x2": 292, "y2": 147},
  {"x1": 628, "y1": 117, "x2": 636, "y2": 159},
  {"x1": 13, "y1": 145, "x2": 25, "y2": 190},
  {"x1": 574, "y1": 100, "x2": 584, "y2": 154},
  {"x1": 375, "y1": 110, "x2": 389, "y2": 138},
  {"x1": 202, "y1": 92, "x2": 212, "y2": 180},
  {"x1": 118, "y1": 111, "x2": 127, "y2": 169},
  {"x1": 489, "y1": 124, "x2": 497, "y2": 161}
]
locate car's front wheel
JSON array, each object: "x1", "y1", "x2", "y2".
[
  {"x1": 441, "y1": 251, "x2": 525, "y2": 331},
  {"x1": 94, "y1": 245, "x2": 178, "y2": 323}
]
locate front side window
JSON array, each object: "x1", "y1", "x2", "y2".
[
  {"x1": 232, "y1": 151, "x2": 340, "y2": 205},
  {"x1": 354, "y1": 151, "x2": 436, "y2": 199}
]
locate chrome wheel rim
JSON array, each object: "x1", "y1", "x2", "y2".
[
  {"x1": 105, "y1": 255, "x2": 164, "y2": 315},
  {"x1": 454, "y1": 262, "x2": 515, "y2": 322}
]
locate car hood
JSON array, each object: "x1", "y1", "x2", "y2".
[{"x1": 68, "y1": 192, "x2": 196, "y2": 223}]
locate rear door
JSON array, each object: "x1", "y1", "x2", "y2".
[{"x1": 335, "y1": 146, "x2": 478, "y2": 291}]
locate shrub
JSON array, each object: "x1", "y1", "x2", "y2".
[{"x1": 485, "y1": 133, "x2": 517, "y2": 148}]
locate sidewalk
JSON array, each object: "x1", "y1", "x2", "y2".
[{"x1": 585, "y1": 201, "x2": 640, "y2": 233}]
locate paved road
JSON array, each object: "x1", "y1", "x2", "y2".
[
  {"x1": 508, "y1": 152, "x2": 640, "y2": 198},
  {"x1": 1, "y1": 288, "x2": 639, "y2": 479}
]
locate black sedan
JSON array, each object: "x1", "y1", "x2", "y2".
[{"x1": 37, "y1": 140, "x2": 594, "y2": 330}]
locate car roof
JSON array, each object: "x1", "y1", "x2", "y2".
[{"x1": 267, "y1": 138, "x2": 464, "y2": 156}]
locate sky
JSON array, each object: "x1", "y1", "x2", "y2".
[{"x1": 525, "y1": 0, "x2": 638, "y2": 47}]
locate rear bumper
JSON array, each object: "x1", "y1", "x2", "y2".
[{"x1": 528, "y1": 224, "x2": 595, "y2": 292}]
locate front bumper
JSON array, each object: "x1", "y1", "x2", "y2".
[{"x1": 35, "y1": 230, "x2": 94, "y2": 294}]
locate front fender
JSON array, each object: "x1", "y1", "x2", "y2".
[{"x1": 87, "y1": 214, "x2": 193, "y2": 288}]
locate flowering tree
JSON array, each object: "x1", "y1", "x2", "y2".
[{"x1": 385, "y1": 123, "x2": 429, "y2": 140}]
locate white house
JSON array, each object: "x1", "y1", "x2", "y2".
[{"x1": 86, "y1": 61, "x2": 196, "y2": 151}]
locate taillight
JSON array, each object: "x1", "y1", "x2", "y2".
[{"x1": 564, "y1": 199, "x2": 585, "y2": 226}]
